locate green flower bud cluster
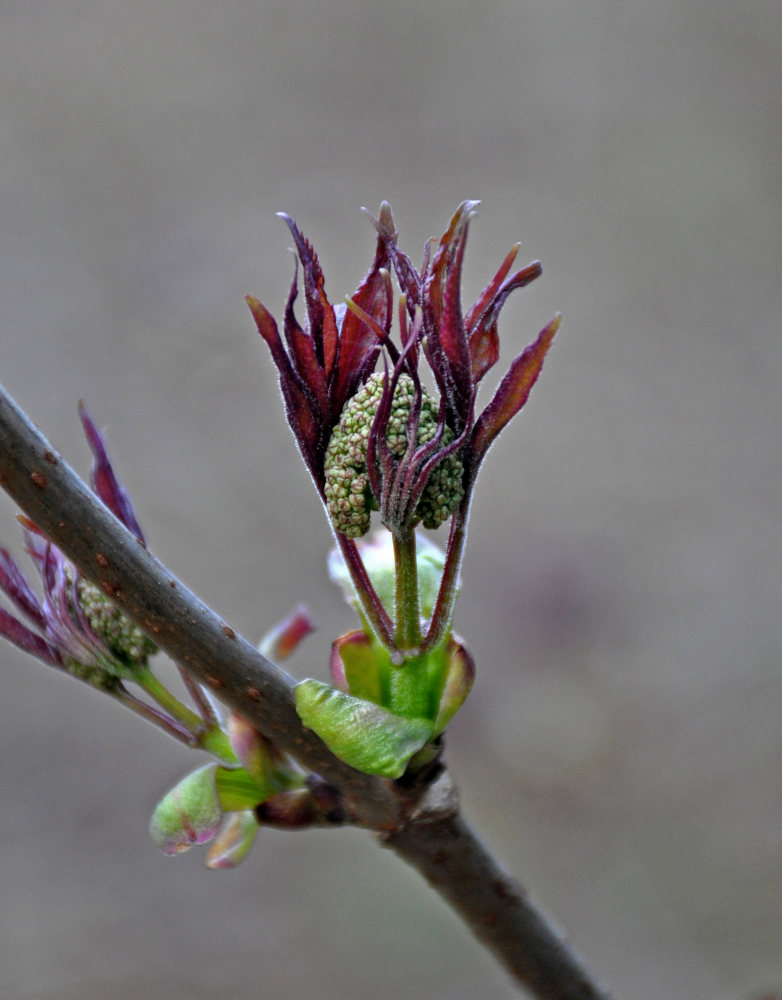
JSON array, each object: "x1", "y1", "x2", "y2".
[
  {"x1": 77, "y1": 578, "x2": 157, "y2": 668},
  {"x1": 324, "y1": 373, "x2": 464, "y2": 538},
  {"x1": 65, "y1": 658, "x2": 120, "y2": 690}
]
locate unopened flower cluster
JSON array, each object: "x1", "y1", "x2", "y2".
[
  {"x1": 324, "y1": 373, "x2": 464, "y2": 537},
  {"x1": 0, "y1": 405, "x2": 156, "y2": 690}
]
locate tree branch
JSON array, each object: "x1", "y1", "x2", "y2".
[
  {"x1": 0, "y1": 383, "x2": 612, "y2": 999},
  {"x1": 384, "y1": 786, "x2": 611, "y2": 1000}
]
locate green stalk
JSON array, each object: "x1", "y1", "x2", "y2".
[
  {"x1": 393, "y1": 532, "x2": 422, "y2": 653},
  {"x1": 195, "y1": 726, "x2": 239, "y2": 764},
  {"x1": 389, "y1": 654, "x2": 431, "y2": 719},
  {"x1": 421, "y1": 494, "x2": 471, "y2": 653},
  {"x1": 389, "y1": 532, "x2": 431, "y2": 717},
  {"x1": 135, "y1": 669, "x2": 238, "y2": 764}
]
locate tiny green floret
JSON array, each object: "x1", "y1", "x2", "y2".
[
  {"x1": 323, "y1": 374, "x2": 464, "y2": 538},
  {"x1": 77, "y1": 578, "x2": 157, "y2": 667}
]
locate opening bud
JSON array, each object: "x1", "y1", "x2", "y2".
[{"x1": 149, "y1": 763, "x2": 222, "y2": 856}]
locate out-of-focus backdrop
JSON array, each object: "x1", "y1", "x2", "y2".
[{"x1": 1, "y1": 1, "x2": 780, "y2": 998}]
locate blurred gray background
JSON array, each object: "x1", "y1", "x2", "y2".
[{"x1": 1, "y1": 1, "x2": 780, "y2": 998}]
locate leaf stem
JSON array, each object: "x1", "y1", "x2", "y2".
[
  {"x1": 177, "y1": 665, "x2": 221, "y2": 726},
  {"x1": 113, "y1": 686, "x2": 197, "y2": 745},
  {"x1": 333, "y1": 532, "x2": 395, "y2": 648},
  {"x1": 422, "y1": 495, "x2": 471, "y2": 653}
]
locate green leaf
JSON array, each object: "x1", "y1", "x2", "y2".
[
  {"x1": 470, "y1": 314, "x2": 560, "y2": 468},
  {"x1": 294, "y1": 680, "x2": 433, "y2": 778},
  {"x1": 214, "y1": 765, "x2": 267, "y2": 811},
  {"x1": 331, "y1": 630, "x2": 390, "y2": 705}
]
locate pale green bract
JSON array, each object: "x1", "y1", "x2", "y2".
[
  {"x1": 327, "y1": 531, "x2": 452, "y2": 621},
  {"x1": 294, "y1": 680, "x2": 433, "y2": 779}
]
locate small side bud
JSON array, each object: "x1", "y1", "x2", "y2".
[
  {"x1": 149, "y1": 763, "x2": 222, "y2": 855},
  {"x1": 226, "y1": 712, "x2": 292, "y2": 800},
  {"x1": 227, "y1": 712, "x2": 271, "y2": 780},
  {"x1": 306, "y1": 774, "x2": 344, "y2": 822},
  {"x1": 432, "y1": 636, "x2": 476, "y2": 735},
  {"x1": 258, "y1": 605, "x2": 315, "y2": 661},
  {"x1": 206, "y1": 810, "x2": 259, "y2": 869},
  {"x1": 255, "y1": 788, "x2": 319, "y2": 828}
]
